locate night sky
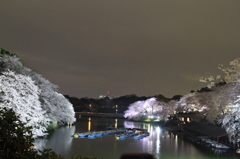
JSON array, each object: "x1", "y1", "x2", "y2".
[{"x1": 0, "y1": 1, "x2": 240, "y2": 98}]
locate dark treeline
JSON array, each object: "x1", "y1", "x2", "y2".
[{"x1": 65, "y1": 94, "x2": 182, "y2": 114}]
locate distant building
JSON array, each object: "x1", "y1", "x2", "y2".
[
  {"x1": 177, "y1": 112, "x2": 201, "y2": 124},
  {"x1": 99, "y1": 91, "x2": 113, "y2": 99}
]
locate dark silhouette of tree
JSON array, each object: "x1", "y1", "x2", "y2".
[
  {"x1": 0, "y1": 107, "x2": 37, "y2": 158},
  {"x1": 0, "y1": 48, "x2": 17, "y2": 57},
  {"x1": 171, "y1": 95, "x2": 182, "y2": 101}
]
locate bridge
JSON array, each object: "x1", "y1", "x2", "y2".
[{"x1": 75, "y1": 112, "x2": 125, "y2": 118}]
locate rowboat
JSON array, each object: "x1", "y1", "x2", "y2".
[
  {"x1": 134, "y1": 135, "x2": 144, "y2": 140},
  {"x1": 73, "y1": 133, "x2": 80, "y2": 138},
  {"x1": 88, "y1": 133, "x2": 97, "y2": 138},
  {"x1": 95, "y1": 132, "x2": 103, "y2": 137},
  {"x1": 116, "y1": 135, "x2": 120, "y2": 140},
  {"x1": 79, "y1": 132, "x2": 89, "y2": 138},
  {"x1": 215, "y1": 144, "x2": 231, "y2": 150},
  {"x1": 134, "y1": 132, "x2": 150, "y2": 140}
]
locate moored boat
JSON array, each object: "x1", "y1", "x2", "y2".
[
  {"x1": 95, "y1": 133, "x2": 103, "y2": 137},
  {"x1": 215, "y1": 144, "x2": 231, "y2": 150},
  {"x1": 88, "y1": 133, "x2": 97, "y2": 138},
  {"x1": 116, "y1": 135, "x2": 120, "y2": 140},
  {"x1": 119, "y1": 134, "x2": 127, "y2": 140},
  {"x1": 73, "y1": 133, "x2": 79, "y2": 138},
  {"x1": 134, "y1": 132, "x2": 150, "y2": 140},
  {"x1": 103, "y1": 130, "x2": 114, "y2": 135},
  {"x1": 72, "y1": 128, "x2": 150, "y2": 140},
  {"x1": 79, "y1": 132, "x2": 89, "y2": 138},
  {"x1": 134, "y1": 135, "x2": 143, "y2": 140}
]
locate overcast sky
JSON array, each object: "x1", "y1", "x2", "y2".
[{"x1": 1, "y1": 1, "x2": 240, "y2": 98}]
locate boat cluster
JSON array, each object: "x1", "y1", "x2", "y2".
[
  {"x1": 71, "y1": 128, "x2": 126, "y2": 138},
  {"x1": 116, "y1": 131, "x2": 150, "y2": 140},
  {"x1": 198, "y1": 136, "x2": 231, "y2": 151},
  {"x1": 71, "y1": 128, "x2": 150, "y2": 140}
]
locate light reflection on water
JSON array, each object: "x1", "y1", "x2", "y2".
[
  {"x1": 34, "y1": 117, "x2": 240, "y2": 159},
  {"x1": 115, "y1": 119, "x2": 118, "y2": 128},
  {"x1": 88, "y1": 117, "x2": 91, "y2": 132},
  {"x1": 34, "y1": 125, "x2": 75, "y2": 157},
  {"x1": 156, "y1": 126, "x2": 161, "y2": 159}
]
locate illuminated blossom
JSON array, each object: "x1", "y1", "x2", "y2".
[
  {"x1": 0, "y1": 70, "x2": 50, "y2": 137},
  {"x1": 124, "y1": 98, "x2": 178, "y2": 121},
  {"x1": 0, "y1": 53, "x2": 76, "y2": 137},
  {"x1": 200, "y1": 57, "x2": 240, "y2": 88}
]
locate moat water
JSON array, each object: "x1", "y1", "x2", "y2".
[{"x1": 34, "y1": 117, "x2": 240, "y2": 159}]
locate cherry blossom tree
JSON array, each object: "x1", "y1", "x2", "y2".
[
  {"x1": 46, "y1": 92, "x2": 75, "y2": 125},
  {"x1": 150, "y1": 99, "x2": 179, "y2": 122},
  {"x1": 203, "y1": 83, "x2": 240, "y2": 122},
  {"x1": 177, "y1": 92, "x2": 210, "y2": 113},
  {"x1": 177, "y1": 86, "x2": 240, "y2": 123},
  {"x1": 219, "y1": 94, "x2": 240, "y2": 144},
  {"x1": 209, "y1": 82, "x2": 240, "y2": 143},
  {"x1": 199, "y1": 76, "x2": 240, "y2": 123},
  {"x1": 124, "y1": 97, "x2": 177, "y2": 121},
  {"x1": 198, "y1": 57, "x2": 240, "y2": 143},
  {"x1": 0, "y1": 70, "x2": 50, "y2": 137},
  {"x1": 0, "y1": 52, "x2": 76, "y2": 126},
  {"x1": 31, "y1": 73, "x2": 75, "y2": 125},
  {"x1": 200, "y1": 57, "x2": 240, "y2": 88},
  {"x1": 124, "y1": 98, "x2": 160, "y2": 120}
]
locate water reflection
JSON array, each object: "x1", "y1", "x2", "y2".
[
  {"x1": 34, "y1": 118, "x2": 240, "y2": 159},
  {"x1": 156, "y1": 126, "x2": 161, "y2": 159},
  {"x1": 124, "y1": 121, "x2": 162, "y2": 158},
  {"x1": 86, "y1": 117, "x2": 118, "y2": 130},
  {"x1": 34, "y1": 125, "x2": 75, "y2": 157},
  {"x1": 88, "y1": 117, "x2": 91, "y2": 132},
  {"x1": 175, "y1": 134, "x2": 178, "y2": 154},
  {"x1": 115, "y1": 119, "x2": 118, "y2": 128},
  {"x1": 123, "y1": 120, "x2": 135, "y2": 128}
]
